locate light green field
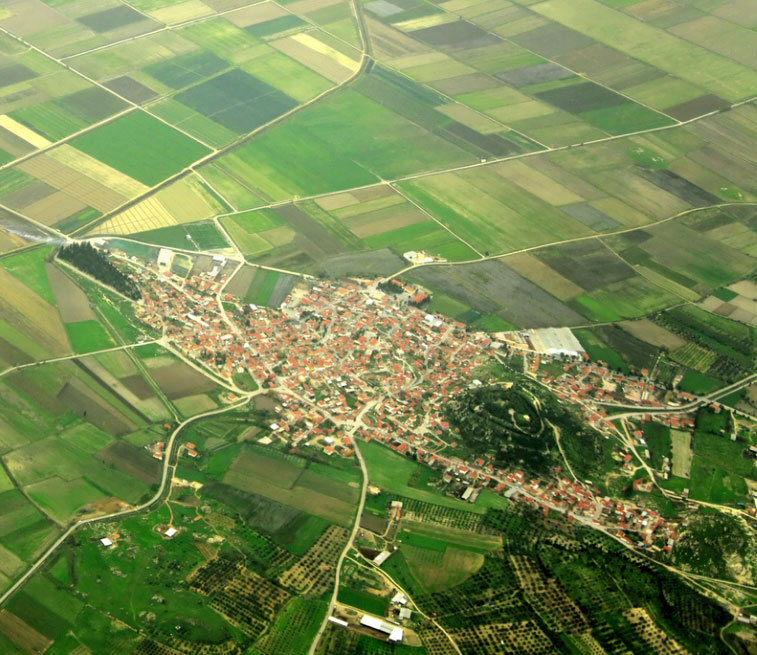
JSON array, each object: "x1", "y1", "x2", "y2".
[
  {"x1": 398, "y1": 171, "x2": 591, "y2": 254},
  {"x1": 0, "y1": 467, "x2": 13, "y2": 494},
  {"x1": 200, "y1": 165, "x2": 264, "y2": 209},
  {"x1": 65, "y1": 320, "x2": 115, "y2": 353},
  {"x1": 26, "y1": 477, "x2": 106, "y2": 523},
  {"x1": 530, "y1": 0, "x2": 757, "y2": 101},
  {"x1": 241, "y1": 50, "x2": 333, "y2": 102},
  {"x1": 361, "y1": 440, "x2": 489, "y2": 514},
  {"x1": 0, "y1": 247, "x2": 55, "y2": 304},
  {"x1": 93, "y1": 350, "x2": 138, "y2": 378},
  {"x1": 71, "y1": 111, "x2": 211, "y2": 186},
  {"x1": 209, "y1": 89, "x2": 473, "y2": 202},
  {"x1": 59, "y1": 423, "x2": 113, "y2": 455}
]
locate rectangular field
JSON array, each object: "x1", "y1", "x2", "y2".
[{"x1": 71, "y1": 111, "x2": 211, "y2": 186}]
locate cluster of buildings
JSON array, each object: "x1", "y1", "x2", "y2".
[
  {"x1": 539, "y1": 359, "x2": 662, "y2": 409},
  {"x1": 104, "y1": 242, "x2": 684, "y2": 554}
]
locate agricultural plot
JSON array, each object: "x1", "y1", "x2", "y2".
[
  {"x1": 279, "y1": 524, "x2": 350, "y2": 594},
  {"x1": 361, "y1": 440, "x2": 490, "y2": 513},
  {"x1": 145, "y1": 359, "x2": 220, "y2": 417},
  {"x1": 96, "y1": 173, "x2": 225, "y2": 235},
  {"x1": 79, "y1": 354, "x2": 172, "y2": 424},
  {"x1": 573, "y1": 328, "x2": 628, "y2": 373},
  {"x1": 228, "y1": 266, "x2": 299, "y2": 307},
  {"x1": 527, "y1": 0, "x2": 757, "y2": 103},
  {"x1": 222, "y1": 209, "x2": 297, "y2": 259},
  {"x1": 71, "y1": 111, "x2": 211, "y2": 186},
  {"x1": 0, "y1": 0, "x2": 163, "y2": 58},
  {"x1": 65, "y1": 320, "x2": 115, "y2": 353},
  {"x1": 223, "y1": 447, "x2": 358, "y2": 525},
  {"x1": 609, "y1": 220, "x2": 754, "y2": 294},
  {"x1": 699, "y1": 280, "x2": 757, "y2": 328},
  {"x1": 175, "y1": 68, "x2": 298, "y2": 134},
  {"x1": 0, "y1": 146, "x2": 149, "y2": 230},
  {"x1": 310, "y1": 184, "x2": 477, "y2": 262},
  {"x1": 654, "y1": 304, "x2": 757, "y2": 384},
  {"x1": 205, "y1": 87, "x2": 474, "y2": 202},
  {"x1": 130, "y1": 220, "x2": 229, "y2": 251},
  {"x1": 407, "y1": 260, "x2": 585, "y2": 328},
  {"x1": 0, "y1": 43, "x2": 131, "y2": 156},
  {"x1": 363, "y1": 0, "x2": 734, "y2": 149},
  {"x1": 0, "y1": 264, "x2": 71, "y2": 362},
  {"x1": 617, "y1": 318, "x2": 687, "y2": 351},
  {"x1": 670, "y1": 430, "x2": 693, "y2": 479},
  {"x1": 0, "y1": 489, "x2": 58, "y2": 564},
  {"x1": 587, "y1": 324, "x2": 659, "y2": 371},
  {"x1": 11, "y1": 87, "x2": 129, "y2": 142},
  {"x1": 2, "y1": 411, "x2": 150, "y2": 522},
  {"x1": 223, "y1": 185, "x2": 479, "y2": 270},
  {"x1": 689, "y1": 423, "x2": 754, "y2": 505}
]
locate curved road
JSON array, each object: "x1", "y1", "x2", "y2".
[{"x1": 0, "y1": 394, "x2": 253, "y2": 609}]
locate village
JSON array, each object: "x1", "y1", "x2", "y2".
[{"x1": 105, "y1": 241, "x2": 691, "y2": 555}]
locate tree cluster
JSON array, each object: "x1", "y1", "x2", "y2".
[
  {"x1": 445, "y1": 386, "x2": 554, "y2": 475},
  {"x1": 58, "y1": 242, "x2": 141, "y2": 300}
]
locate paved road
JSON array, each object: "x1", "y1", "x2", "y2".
[
  {"x1": 308, "y1": 402, "x2": 373, "y2": 655},
  {"x1": 0, "y1": 340, "x2": 159, "y2": 380},
  {"x1": 602, "y1": 372, "x2": 757, "y2": 422}
]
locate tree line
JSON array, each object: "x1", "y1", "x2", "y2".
[{"x1": 58, "y1": 242, "x2": 140, "y2": 300}]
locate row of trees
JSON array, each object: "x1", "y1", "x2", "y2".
[{"x1": 58, "y1": 242, "x2": 140, "y2": 300}]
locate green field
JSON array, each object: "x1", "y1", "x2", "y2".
[
  {"x1": 26, "y1": 477, "x2": 105, "y2": 523},
  {"x1": 642, "y1": 423, "x2": 671, "y2": 470},
  {"x1": 361, "y1": 440, "x2": 488, "y2": 513},
  {"x1": 65, "y1": 320, "x2": 115, "y2": 353},
  {"x1": 0, "y1": 468, "x2": 14, "y2": 494},
  {"x1": 209, "y1": 89, "x2": 473, "y2": 202},
  {"x1": 337, "y1": 587, "x2": 387, "y2": 615},
  {"x1": 132, "y1": 221, "x2": 228, "y2": 251},
  {"x1": 679, "y1": 370, "x2": 722, "y2": 394},
  {"x1": 59, "y1": 422, "x2": 113, "y2": 454},
  {"x1": 71, "y1": 111, "x2": 211, "y2": 186},
  {"x1": 689, "y1": 410, "x2": 754, "y2": 504},
  {"x1": 222, "y1": 446, "x2": 358, "y2": 526},
  {"x1": 245, "y1": 269, "x2": 280, "y2": 306},
  {"x1": 0, "y1": 247, "x2": 55, "y2": 304},
  {"x1": 574, "y1": 328, "x2": 628, "y2": 372}
]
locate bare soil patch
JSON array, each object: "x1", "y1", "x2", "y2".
[
  {"x1": 1, "y1": 180, "x2": 56, "y2": 211},
  {"x1": 0, "y1": 336, "x2": 33, "y2": 366},
  {"x1": 149, "y1": 362, "x2": 217, "y2": 399},
  {"x1": 120, "y1": 374, "x2": 155, "y2": 400},
  {"x1": 225, "y1": 265, "x2": 256, "y2": 298},
  {"x1": 103, "y1": 76, "x2": 158, "y2": 104},
  {"x1": 314, "y1": 248, "x2": 406, "y2": 278},
  {"x1": 665, "y1": 94, "x2": 729, "y2": 121},
  {"x1": 57, "y1": 379, "x2": 135, "y2": 435},
  {"x1": 46, "y1": 263, "x2": 96, "y2": 323},
  {"x1": 409, "y1": 260, "x2": 585, "y2": 328},
  {"x1": 97, "y1": 440, "x2": 161, "y2": 484},
  {"x1": 618, "y1": 319, "x2": 686, "y2": 350}
]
